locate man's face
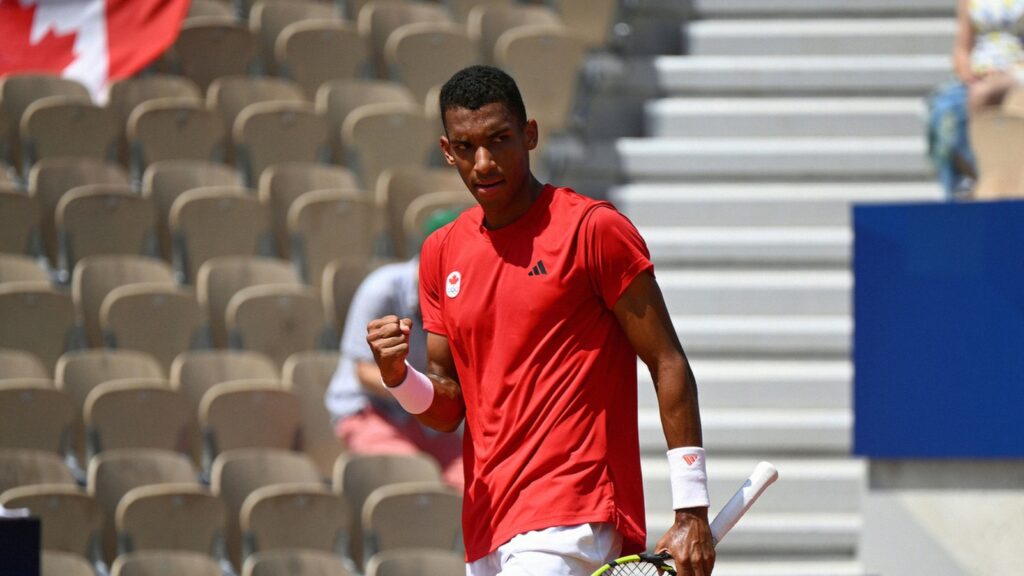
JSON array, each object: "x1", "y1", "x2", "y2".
[{"x1": 439, "y1": 102, "x2": 538, "y2": 213}]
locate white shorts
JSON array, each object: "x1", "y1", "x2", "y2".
[{"x1": 466, "y1": 522, "x2": 623, "y2": 576}]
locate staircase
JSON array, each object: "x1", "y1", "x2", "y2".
[{"x1": 612, "y1": 1, "x2": 954, "y2": 573}]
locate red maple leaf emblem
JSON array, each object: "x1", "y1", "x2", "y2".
[
  {"x1": 0, "y1": 0, "x2": 78, "y2": 75},
  {"x1": 449, "y1": 274, "x2": 459, "y2": 285}
]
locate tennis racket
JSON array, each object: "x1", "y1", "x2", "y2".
[{"x1": 591, "y1": 461, "x2": 779, "y2": 575}]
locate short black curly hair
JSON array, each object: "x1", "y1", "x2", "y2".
[{"x1": 439, "y1": 65, "x2": 527, "y2": 129}]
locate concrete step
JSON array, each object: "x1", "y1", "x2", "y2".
[
  {"x1": 639, "y1": 408, "x2": 852, "y2": 454},
  {"x1": 673, "y1": 315, "x2": 851, "y2": 357},
  {"x1": 688, "y1": 19, "x2": 954, "y2": 56},
  {"x1": 646, "y1": 98, "x2": 927, "y2": 139},
  {"x1": 637, "y1": 358, "x2": 852, "y2": 411},
  {"x1": 658, "y1": 270, "x2": 851, "y2": 316},
  {"x1": 642, "y1": 457, "x2": 864, "y2": 514},
  {"x1": 693, "y1": 0, "x2": 954, "y2": 19},
  {"x1": 612, "y1": 182, "x2": 943, "y2": 227},
  {"x1": 713, "y1": 560, "x2": 865, "y2": 576},
  {"x1": 641, "y1": 226, "x2": 850, "y2": 267},
  {"x1": 647, "y1": 511, "x2": 861, "y2": 555},
  {"x1": 617, "y1": 137, "x2": 931, "y2": 181},
  {"x1": 655, "y1": 55, "x2": 949, "y2": 96}
]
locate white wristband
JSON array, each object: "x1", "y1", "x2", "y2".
[
  {"x1": 381, "y1": 361, "x2": 434, "y2": 414},
  {"x1": 667, "y1": 446, "x2": 710, "y2": 510}
]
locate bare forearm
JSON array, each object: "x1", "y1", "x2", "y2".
[
  {"x1": 355, "y1": 360, "x2": 393, "y2": 400},
  {"x1": 415, "y1": 373, "x2": 465, "y2": 433},
  {"x1": 652, "y1": 353, "x2": 703, "y2": 449}
]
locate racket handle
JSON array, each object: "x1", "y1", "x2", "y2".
[{"x1": 710, "y1": 461, "x2": 778, "y2": 545}]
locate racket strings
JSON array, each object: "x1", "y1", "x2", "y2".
[{"x1": 604, "y1": 561, "x2": 674, "y2": 575}]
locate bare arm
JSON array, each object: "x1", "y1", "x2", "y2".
[
  {"x1": 613, "y1": 272, "x2": 714, "y2": 575},
  {"x1": 354, "y1": 360, "x2": 393, "y2": 400},
  {"x1": 954, "y1": 0, "x2": 976, "y2": 83}
]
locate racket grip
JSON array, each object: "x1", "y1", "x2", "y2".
[{"x1": 710, "y1": 461, "x2": 778, "y2": 545}]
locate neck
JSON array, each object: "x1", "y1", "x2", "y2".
[{"x1": 482, "y1": 176, "x2": 544, "y2": 230}]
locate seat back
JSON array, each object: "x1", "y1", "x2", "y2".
[
  {"x1": 282, "y1": 351, "x2": 344, "y2": 478},
  {"x1": 200, "y1": 380, "x2": 301, "y2": 461},
  {"x1": 111, "y1": 550, "x2": 224, "y2": 576},
  {"x1": 365, "y1": 548, "x2": 465, "y2": 576},
  {"x1": 0, "y1": 253, "x2": 49, "y2": 286},
  {"x1": 321, "y1": 258, "x2": 378, "y2": 336},
  {"x1": 0, "y1": 347, "x2": 49, "y2": 379},
  {"x1": 278, "y1": 22, "x2": 367, "y2": 99},
  {"x1": 240, "y1": 484, "x2": 351, "y2": 559},
  {"x1": 101, "y1": 284, "x2": 204, "y2": 372},
  {"x1": 362, "y1": 482, "x2": 462, "y2": 558},
  {"x1": 0, "y1": 74, "x2": 89, "y2": 172},
  {"x1": 287, "y1": 189, "x2": 376, "y2": 287},
  {"x1": 170, "y1": 350, "x2": 279, "y2": 413},
  {"x1": 376, "y1": 167, "x2": 465, "y2": 259},
  {"x1": 0, "y1": 484, "x2": 103, "y2": 557},
  {"x1": 127, "y1": 98, "x2": 226, "y2": 177},
  {"x1": 251, "y1": 0, "x2": 342, "y2": 74},
  {"x1": 196, "y1": 256, "x2": 300, "y2": 348},
  {"x1": 172, "y1": 18, "x2": 257, "y2": 91},
  {"x1": 41, "y1": 550, "x2": 96, "y2": 576},
  {"x1": 358, "y1": 1, "x2": 450, "y2": 78},
  {"x1": 116, "y1": 483, "x2": 226, "y2": 554},
  {"x1": 0, "y1": 449, "x2": 75, "y2": 494},
  {"x1": 243, "y1": 548, "x2": 353, "y2": 576},
  {"x1": 447, "y1": 0, "x2": 514, "y2": 23},
  {"x1": 467, "y1": 4, "x2": 561, "y2": 62},
  {"x1": 208, "y1": 76, "x2": 306, "y2": 136},
  {"x1": 84, "y1": 379, "x2": 195, "y2": 460},
  {"x1": 226, "y1": 285, "x2": 327, "y2": 368},
  {"x1": 55, "y1": 185, "x2": 158, "y2": 274},
  {"x1": 549, "y1": 0, "x2": 618, "y2": 49},
  {"x1": 259, "y1": 162, "x2": 358, "y2": 257},
  {"x1": 385, "y1": 22, "x2": 478, "y2": 103},
  {"x1": 0, "y1": 188, "x2": 41, "y2": 256},
  {"x1": 342, "y1": 102, "x2": 434, "y2": 189},
  {"x1": 0, "y1": 284, "x2": 74, "y2": 374},
  {"x1": 109, "y1": 76, "x2": 203, "y2": 125},
  {"x1": 316, "y1": 79, "x2": 415, "y2": 159},
  {"x1": 234, "y1": 101, "x2": 327, "y2": 187},
  {"x1": 21, "y1": 96, "x2": 119, "y2": 171},
  {"x1": 403, "y1": 191, "x2": 475, "y2": 255},
  {"x1": 0, "y1": 382, "x2": 73, "y2": 454},
  {"x1": 72, "y1": 255, "x2": 175, "y2": 348}
]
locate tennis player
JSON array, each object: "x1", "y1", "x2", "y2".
[{"x1": 367, "y1": 65, "x2": 715, "y2": 576}]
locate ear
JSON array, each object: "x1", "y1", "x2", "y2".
[
  {"x1": 439, "y1": 135, "x2": 456, "y2": 166},
  {"x1": 524, "y1": 119, "x2": 539, "y2": 151}
]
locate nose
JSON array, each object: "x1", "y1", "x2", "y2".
[{"x1": 473, "y1": 146, "x2": 496, "y2": 175}]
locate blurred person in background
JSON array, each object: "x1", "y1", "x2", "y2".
[{"x1": 954, "y1": 0, "x2": 1024, "y2": 112}]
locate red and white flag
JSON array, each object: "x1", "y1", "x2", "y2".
[{"x1": 0, "y1": 0, "x2": 191, "y2": 101}]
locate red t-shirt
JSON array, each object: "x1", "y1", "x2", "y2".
[{"x1": 419, "y1": 185, "x2": 653, "y2": 561}]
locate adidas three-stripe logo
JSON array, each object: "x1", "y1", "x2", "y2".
[{"x1": 527, "y1": 260, "x2": 548, "y2": 276}]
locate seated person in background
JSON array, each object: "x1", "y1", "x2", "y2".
[
  {"x1": 954, "y1": 0, "x2": 1024, "y2": 113},
  {"x1": 326, "y1": 210, "x2": 464, "y2": 489}
]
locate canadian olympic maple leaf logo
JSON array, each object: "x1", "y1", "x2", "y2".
[{"x1": 0, "y1": 0, "x2": 78, "y2": 74}]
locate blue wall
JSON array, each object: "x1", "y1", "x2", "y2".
[{"x1": 853, "y1": 200, "x2": 1024, "y2": 458}]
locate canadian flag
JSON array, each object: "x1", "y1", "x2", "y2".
[{"x1": 0, "y1": 0, "x2": 191, "y2": 101}]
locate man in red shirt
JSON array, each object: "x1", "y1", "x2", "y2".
[{"x1": 368, "y1": 66, "x2": 715, "y2": 575}]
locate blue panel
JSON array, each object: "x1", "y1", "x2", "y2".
[{"x1": 853, "y1": 200, "x2": 1024, "y2": 458}]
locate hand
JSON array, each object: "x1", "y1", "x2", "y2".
[
  {"x1": 655, "y1": 508, "x2": 716, "y2": 576},
  {"x1": 366, "y1": 315, "x2": 413, "y2": 386}
]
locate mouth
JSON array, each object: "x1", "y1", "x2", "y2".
[{"x1": 474, "y1": 179, "x2": 505, "y2": 194}]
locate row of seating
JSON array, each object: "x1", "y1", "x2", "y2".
[{"x1": 1, "y1": 448, "x2": 461, "y2": 574}]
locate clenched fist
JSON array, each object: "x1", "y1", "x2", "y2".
[{"x1": 367, "y1": 315, "x2": 413, "y2": 386}]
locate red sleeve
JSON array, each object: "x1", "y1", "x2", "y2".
[
  {"x1": 581, "y1": 205, "x2": 655, "y2": 309},
  {"x1": 418, "y1": 230, "x2": 447, "y2": 336}
]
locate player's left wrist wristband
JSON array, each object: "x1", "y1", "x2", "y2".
[{"x1": 667, "y1": 446, "x2": 710, "y2": 510}]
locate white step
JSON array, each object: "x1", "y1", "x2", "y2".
[
  {"x1": 642, "y1": 457, "x2": 864, "y2": 514},
  {"x1": 694, "y1": 0, "x2": 954, "y2": 19},
  {"x1": 646, "y1": 512, "x2": 861, "y2": 554},
  {"x1": 713, "y1": 560, "x2": 865, "y2": 576},
  {"x1": 617, "y1": 137, "x2": 931, "y2": 181},
  {"x1": 641, "y1": 227, "x2": 850, "y2": 266},
  {"x1": 655, "y1": 55, "x2": 950, "y2": 95},
  {"x1": 673, "y1": 315, "x2": 850, "y2": 356},
  {"x1": 638, "y1": 408, "x2": 852, "y2": 454},
  {"x1": 613, "y1": 182, "x2": 943, "y2": 227},
  {"x1": 637, "y1": 359, "x2": 852, "y2": 410},
  {"x1": 688, "y1": 19, "x2": 954, "y2": 56},
  {"x1": 646, "y1": 98, "x2": 926, "y2": 138},
  {"x1": 658, "y1": 270, "x2": 851, "y2": 316}
]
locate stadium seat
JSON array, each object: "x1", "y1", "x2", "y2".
[
  {"x1": 101, "y1": 284, "x2": 204, "y2": 372},
  {"x1": 87, "y1": 449, "x2": 199, "y2": 563},
  {"x1": 142, "y1": 159, "x2": 241, "y2": 261},
  {"x1": 0, "y1": 74, "x2": 90, "y2": 174},
  {"x1": 549, "y1": 0, "x2": 618, "y2": 49},
  {"x1": 446, "y1": 0, "x2": 515, "y2": 24},
  {"x1": 196, "y1": 256, "x2": 301, "y2": 348},
  {"x1": 0, "y1": 187, "x2": 41, "y2": 256},
  {"x1": 0, "y1": 253, "x2": 48, "y2": 286},
  {"x1": 384, "y1": 22, "x2": 479, "y2": 103},
  {"x1": 20, "y1": 96, "x2": 119, "y2": 173},
  {"x1": 233, "y1": 101, "x2": 328, "y2": 187},
  {"x1": 281, "y1": 350, "x2": 343, "y2": 478},
  {"x1": 171, "y1": 17, "x2": 257, "y2": 91},
  {"x1": 316, "y1": 79, "x2": 416, "y2": 163},
  {"x1": 403, "y1": 191, "x2": 475, "y2": 255},
  {"x1": 0, "y1": 381, "x2": 73, "y2": 455},
  {"x1": 358, "y1": 1, "x2": 450, "y2": 78},
  {"x1": 376, "y1": 166, "x2": 465, "y2": 259},
  {"x1": 0, "y1": 347, "x2": 49, "y2": 379},
  {"x1": 171, "y1": 350, "x2": 279, "y2": 413},
  {"x1": 365, "y1": 548, "x2": 465, "y2": 576},
  {"x1": 342, "y1": 102, "x2": 435, "y2": 189},
  {"x1": 250, "y1": 0, "x2": 343, "y2": 75},
  {"x1": 362, "y1": 482, "x2": 462, "y2": 562},
  {"x1": 169, "y1": 187, "x2": 272, "y2": 283},
  {"x1": 467, "y1": 4, "x2": 562, "y2": 64},
  {"x1": 71, "y1": 255, "x2": 175, "y2": 349},
  {"x1": 41, "y1": 550, "x2": 96, "y2": 576},
  {"x1": 208, "y1": 76, "x2": 306, "y2": 143},
  {"x1": 0, "y1": 449, "x2": 75, "y2": 494},
  {"x1": 494, "y1": 25, "x2": 586, "y2": 136},
  {"x1": 116, "y1": 483, "x2": 226, "y2": 555},
  {"x1": 332, "y1": 453, "x2": 442, "y2": 567},
  {"x1": 108, "y1": 75, "x2": 203, "y2": 127},
  {"x1": 0, "y1": 283, "x2": 75, "y2": 374},
  {"x1": 199, "y1": 381, "x2": 300, "y2": 461},
  {"x1": 321, "y1": 258, "x2": 378, "y2": 336},
  {"x1": 277, "y1": 21, "x2": 367, "y2": 99},
  {"x1": 258, "y1": 162, "x2": 359, "y2": 257},
  {"x1": 188, "y1": 0, "x2": 235, "y2": 20},
  {"x1": 84, "y1": 379, "x2": 195, "y2": 461},
  {"x1": 127, "y1": 98, "x2": 226, "y2": 180},
  {"x1": 226, "y1": 284, "x2": 328, "y2": 367},
  {"x1": 287, "y1": 189, "x2": 376, "y2": 287},
  {"x1": 243, "y1": 548, "x2": 354, "y2": 576},
  {"x1": 0, "y1": 484, "x2": 103, "y2": 559},
  {"x1": 28, "y1": 158, "x2": 129, "y2": 268},
  {"x1": 240, "y1": 484, "x2": 352, "y2": 562},
  {"x1": 111, "y1": 550, "x2": 223, "y2": 576},
  {"x1": 211, "y1": 448, "x2": 322, "y2": 570},
  {"x1": 969, "y1": 110, "x2": 1024, "y2": 199},
  {"x1": 55, "y1": 185, "x2": 158, "y2": 276}
]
